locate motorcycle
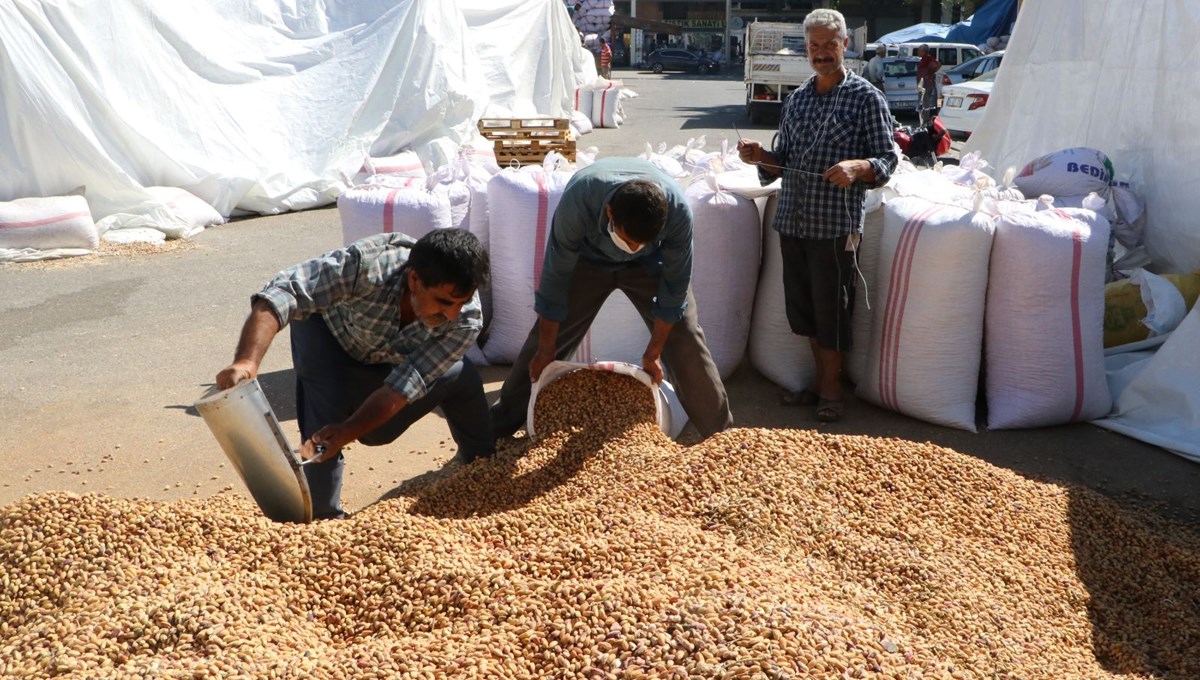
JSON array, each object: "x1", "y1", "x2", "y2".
[{"x1": 893, "y1": 115, "x2": 956, "y2": 168}]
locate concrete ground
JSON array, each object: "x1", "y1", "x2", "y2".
[{"x1": 2, "y1": 68, "x2": 1198, "y2": 527}]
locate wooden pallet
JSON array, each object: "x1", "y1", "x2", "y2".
[
  {"x1": 478, "y1": 118, "x2": 575, "y2": 163},
  {"x1": 491, "y1": 138, "x2": 577, "y2": 164}
]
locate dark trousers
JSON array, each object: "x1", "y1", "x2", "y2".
[
  {"x1": 779, "y1": 235, "x2": 856, "y2": 352},
  {"x1": 291, "y1": 315, "x2": 492, "y2": 518},
  {"x1": 490, "y1": 259, "x2": 733, "y2": 439}
]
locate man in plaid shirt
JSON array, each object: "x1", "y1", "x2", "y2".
[
  {"x1": 737, "y1": 8, "x2": 898, "y2": 423},
  {"x1": 215, "y1": 229, "x2": 491, "y2": 519}
]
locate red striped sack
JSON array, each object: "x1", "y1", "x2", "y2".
[
  {"x1": 0, "y1": 195, "x2": 98, "y2": 250},
  {"x1": 590, "y1": 83, "x2": 622, "y2": 129},
  {"x1": 858, "y1": 196, "x2": 996, "y2": 431},
  {"x1": 337, "y1": 177, "x2": 450, "y2": 247},
  {"x1": 985, "y1": 202, "x2": 1112, "y2": 428},
  {"x1": 482, "y1": 165, "x2": 574, "y2": 364}
]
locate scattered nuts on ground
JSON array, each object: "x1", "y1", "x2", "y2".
[{"x1": 2, "y1": 369, "x2": 1198, "y2": 678}]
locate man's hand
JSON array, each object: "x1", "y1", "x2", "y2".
[
  {"x1": 641, "y1": 352, "x2": 664, "y2": 385},
  {"x1": 530, "y1": 344, "x2": 557, "y2": 383},
  {"x1": 300, "y1": 425, "x2": 348, "y2": 465},
  {"x1": 737, "y1": 139, "x2": 763, "y2": 164},
  {"x1": 824, "y1": 160, "x2": 872, "y2": 188},
  {"x1": 215, "y1": 360, "x2": 258, "y2": 390}
]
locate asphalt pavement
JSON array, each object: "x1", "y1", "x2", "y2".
[{"x1": 2, "y1": 66, "x2": 1197, "y2": 527}]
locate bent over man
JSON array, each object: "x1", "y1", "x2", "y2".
[
  {"x1": 489, "y1": 157, "x2": 733, "y2": 440},
  {"x1": 215, "y1": 229, "x2": 492, "y2": 519}
]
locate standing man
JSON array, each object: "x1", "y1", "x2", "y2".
[
  {"x1": 215, "y1": 229, "x2": 493, "y2": 519},
  {"x1": 736, "y1": 8, "x2": 898, "y2": 423},
  {"x1": 863, "y1": 44, "x2": 888, "y2": 90},
  {"x1": 916, "y1": 44, "x2": 941, "y2": 124},
  {"x1": 489, "y1": 157, "x2": 733, "y2": 441},
  {"x1": 599, "y1": 37, "x2": 613, "y2": 79}
]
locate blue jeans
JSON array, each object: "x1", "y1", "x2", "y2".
[{"x1": 291, "y1": 315, "x2": 492, "y2": 518}]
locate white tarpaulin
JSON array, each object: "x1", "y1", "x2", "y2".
[
  {"x1": 459, "y1": 0, "x2": 597, "y2": 119},
  {"x1": 1094, "y1": 304, "x2": 1200, "y2": 463},
  {"x1": 0, "y1": 0, "x2": 592, "y2": 234},
  {"x1": 963, "y1": 0, "x2": 1200, "y2": 274}
]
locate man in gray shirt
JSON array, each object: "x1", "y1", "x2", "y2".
[{"x1": 489, "y1": 157, "x2": 733, "y2": 440}]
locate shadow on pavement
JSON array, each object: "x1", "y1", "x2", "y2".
[{"x1": 1069, "y1": 490, "x2": 1200, "y2": 677}]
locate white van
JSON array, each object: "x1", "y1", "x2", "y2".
[
  {"x1": 864, "y1": 42, "x2": 982, "y2": 68},
  {"x1": 895, "y1": 42, "x2": 983, "y2": 69}
]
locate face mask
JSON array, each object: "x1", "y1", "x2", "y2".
[{"x1": 609, "y1": 224, "x2": 644, "y2": 255}]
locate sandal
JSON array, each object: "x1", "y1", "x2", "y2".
[
  {"x1": 780, "y1": 388, "x2": 820, "y2": 407},
  {"x1": 815, "y1": 398, "x2": 844, "y2": 423}
]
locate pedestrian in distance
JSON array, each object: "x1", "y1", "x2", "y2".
[
  {"x1": 599, "y1": 37, "x2": 612, "y2": 79},
  {"x1": 863, "y1": 43, "x2": 888, "y2": 90},
  {"x1": 735, "y1": 8, "x2": 899, "y2": 423},
  {"x1": 916, "y1": 44, "x2": 941, "y2": 125},
  {"x1": 214, "y1": 229, "x2": 493, "y2": 519},
  {"x1": 489, "y1": 157, "x2": 734, "y2": 442}
]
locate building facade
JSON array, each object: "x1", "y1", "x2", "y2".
[{"x1": 600, "y1": 1, "x2": 985, "y2": 66}]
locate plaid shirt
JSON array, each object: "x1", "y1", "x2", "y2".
[
  {"x1": 254, "y1": 233, "x2": 482, "y2": 403},
  {"x1": 763, "y1": 69, "x2": 898, "y2": 239}
]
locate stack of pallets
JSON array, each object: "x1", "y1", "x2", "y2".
[{"x1": 477, "y1": 118, "x2": 576, "y2": 164}]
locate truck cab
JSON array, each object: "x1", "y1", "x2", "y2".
[{"x1": 744, "y1": 22, "x2": 864, "y2": 123}]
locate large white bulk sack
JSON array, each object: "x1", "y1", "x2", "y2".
[
  {"x1": 845, "y1": 168, "x2": 976, "y2": 386},
  {"x1": 0, "y1": 195, "x2": 98, "y2": 250},
  {"x1": 591, "y1": 83, "x2": 622, "y2": 129},
  {"x1": 570, "y1": 294, "x2": 650, "y2": 365},
  {"x1": 1013, "y1": 147, "x2": 1113, "y2": 198},
  {"x1": 483, "y1": 163, "x2": 574, "y2": 364},
  {"x1": 748, "y1": 195, "x2": 818, "y2": 393},
  {"x1": 845, "y1": 196, "x2": 885, "y2": 387},
  {"x1": 687, "y1": 176, "x2": 762, "y2": 379},
  {"x1": 858, "y1": 196, "x2": 996, "y2": 431},
  {"x1": 985, "y1": 202, "x2": 1112, "y2": 429},
  {"x1": 337, "y1": 178, "x2": 451, "y2": 247}
]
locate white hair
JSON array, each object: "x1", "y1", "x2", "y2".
[{"x1": 804, "y1": 9, "x2": 848, "y2": 39}]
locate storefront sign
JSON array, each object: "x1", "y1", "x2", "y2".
[{"x1": 662, "y1": 19, "x2": 726, "y2": 30}]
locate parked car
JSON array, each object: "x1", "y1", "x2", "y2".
[
  {"x1": 879, "y1": 56, "x2": 923, "y2": 114},
  {"x1": 937, "y1": 50, "x2": 1004, "y2": 99},
  {"x1": 938, "y1": 68, "x2": 999, "y2": 139},
  {"x1": 645, "y1": 49, "x2": 720, "y2": 74}
]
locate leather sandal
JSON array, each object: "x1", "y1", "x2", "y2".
[{"x1": 815, "y1": 398, "x2": 844, "y2": 423}]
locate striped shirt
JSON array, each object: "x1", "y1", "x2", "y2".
[
  {"x1": 763, "y1": 68, "x2": 898, "y2": 239},
  {"x1": 254, "y1": 233, "x2": 482, "y2": 404}
]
